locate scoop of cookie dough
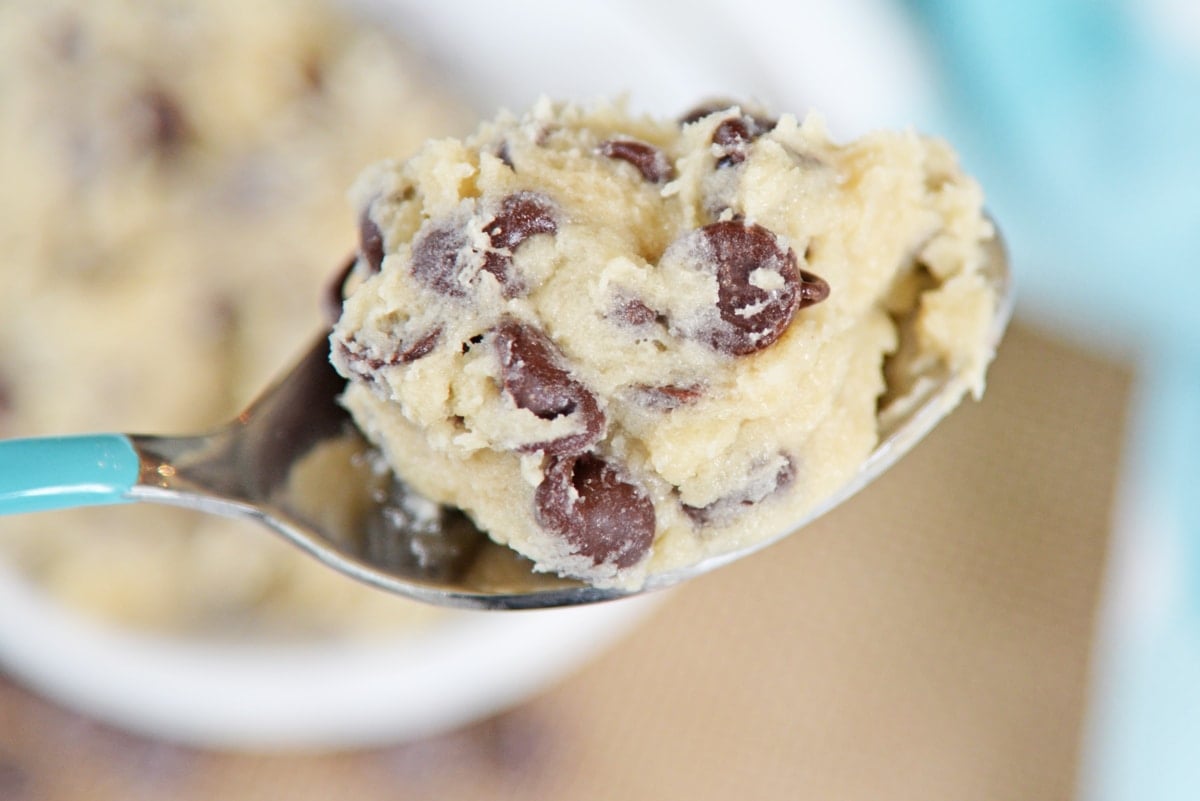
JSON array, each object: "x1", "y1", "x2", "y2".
[{"x1": 331, "y1": 98, "x2": 999, "y2": 589}]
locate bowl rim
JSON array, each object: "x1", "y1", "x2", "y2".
[{"x1": 0, "y1": 560, "x2": 662, "y2": 749}]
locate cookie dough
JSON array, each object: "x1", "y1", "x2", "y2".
[
  {"x1": 0, "y1": 0, "x2": 466, "y2": 633},
  {"x1": 331, "y1": 98, "x2": 999, "y2": 589}
]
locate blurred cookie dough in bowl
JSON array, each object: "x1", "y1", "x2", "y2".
[{"x1": 0, "y1": 0, "x2": 660, "y2": 748}]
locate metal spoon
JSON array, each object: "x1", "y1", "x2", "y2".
[{"x1": 0, "y1": 236, "x2": 1012, "y2": 610}]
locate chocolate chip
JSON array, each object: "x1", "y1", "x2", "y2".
[
  {"x1": 133, "y1": 87, "x2": 189, "y2": 156},
  {"x1": 712, "y1": 112, "x2": 776, "y2": 167},
  {"x1": 611, "y1": 298, "x2": 659, "y2": 328},
  {"x1": 390, "y1": 330, "x2": 441, "y2": 364},
  {"x1": 630, "y1": 383, "x2": 704, "y2": 410},
  {"x1": 412, "y1": 194, "x2": 556, "y2": 299},
  {"x1": 482, "y1": 192, "x2": 557, "y2": 296},
  {"x1": 684, "y1": 453, "x2": 795, "y2": 525},
  {"x1": 706, "y1": 222, "x2": 797, "y2": 353},
  {"x1": 680, "y1": 104, "x2": 782, "y2": 168},
  {"x1": 597, "y1": 139, "x2": 675, "y2": 183},
  {"x1": 679, "y1": 100, "x2": 737, "y2": 126},
  {"x1": 493, "y1": 319, "x2": 603, "y2": 456},
  {"x1": 479, "y1": 252, "x2": 520, "y2": 294},
  {"x1": 336, "y1": 329, "x2": 441, "y2": 382},
  {"x1": 672, "y1": 221, "x2": 826, "y2": 355},
  {"x1": 494, "y1": 321, "x2": 584, "y2": 418},
  {"x1": 479, "y1": 253, "x2": 516, "y2": 295},
  {"x1": 712, "y1": 118, "x2": 754, "y2": 167},
  {"x1": 359, "y1": 210, "x2": 385, "y2": 274},
  {"x1": 680, "y1": 102, "x2": 776, "y2": 131},
  {"x1": 411, "y1": 219, "x2": 470, "y2": 297},
  {"x1": 535, "y1": 453, "x2": 655, "y2": 568},
  {"x1": 488, "y1": 192, "x2": 558, "y2": 251},
  {"x1": 798, "y1": 268, "x2": 831, "y2": 308}
]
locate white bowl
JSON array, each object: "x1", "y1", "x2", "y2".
[
  {"x1": 0, "y1": 558, "x2": 661, "y2": 749},
  {"x1": 0, "y1": 0, "x2": 918, "y2": 749}
]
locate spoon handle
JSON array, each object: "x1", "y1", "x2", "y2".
[{"x1": 0, "y1": 434, "x2": 140, "y2": 514}]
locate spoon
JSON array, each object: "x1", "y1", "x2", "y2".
[{"x1": 0, "y1": 235, "x2": 1012, "y2": 610}]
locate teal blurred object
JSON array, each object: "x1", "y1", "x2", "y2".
[
  {"x1": 904, "y1": 1, "x2": 1199, "y2": 799},
  {"x1": 1081, "y1": 347, "x2": 1200, "y2": 801},
  {"x1": 0, "y1": 435, "x2": 138, "y2": 514},
  {"x1": 907, "y1": 0, "x2": 1200, "y2": 348}
]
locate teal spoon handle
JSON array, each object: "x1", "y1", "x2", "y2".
[{"x1": 0, "y1": 434, "x2": 141, "y2": 515}]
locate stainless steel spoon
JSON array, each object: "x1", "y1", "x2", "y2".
[{"x1": 0, "y1": 236, "x2": 1012, "y2": 610}]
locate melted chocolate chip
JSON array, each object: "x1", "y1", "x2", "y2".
[
  {"x1": 411, "y1": 219, "x2": 470, "y2": 297},
  {"x1": 493, "y1": 319, "x2": 603, "y2": 456},
  {"x1": 535, "y1": 453, "x2": 656, "y2": 568},
  {"x1": 597, "y1": 139, "x2": 675, "y2": 183},
  {"x1": 482, "y1": 192, "x2": 557, "y2": 296},
  {"x1": 359, "y1": 210, "x2": 385, "y2": 274},
  {"x1": 684, "y1": 453, "x2": 795, "y2": 525}
]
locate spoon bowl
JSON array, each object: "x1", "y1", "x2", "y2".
[{"x1": 0, "y1": 235, "x2": 1012, "y2": 609}]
